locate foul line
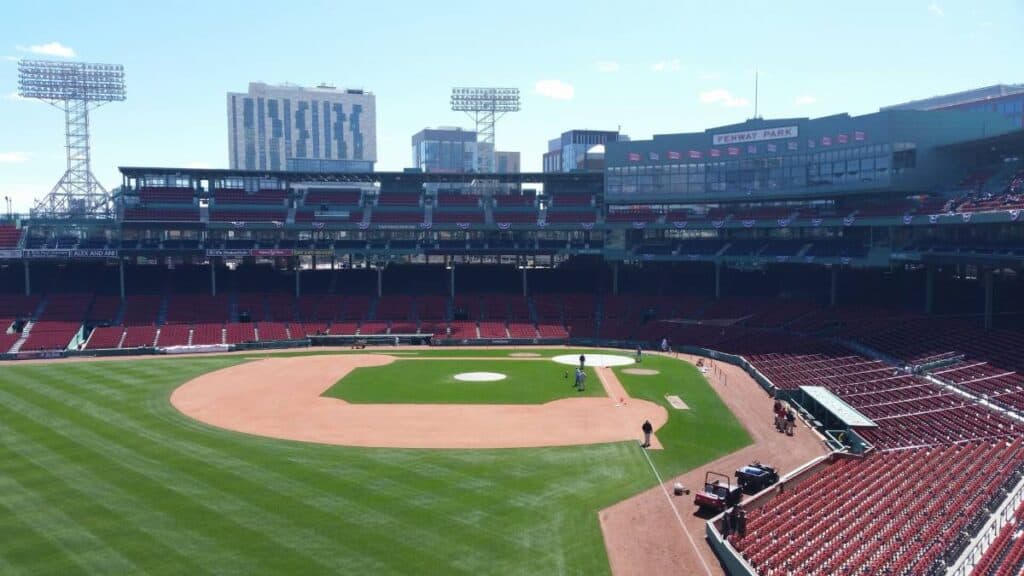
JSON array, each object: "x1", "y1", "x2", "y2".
[{"x1": 638, "y1": 444, "x2": 714, "y2": 576}]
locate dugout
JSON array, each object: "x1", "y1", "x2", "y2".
[{"x1": 790, "y1": 385, "x2": 877, "y2": 453}]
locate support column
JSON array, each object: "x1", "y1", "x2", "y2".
[
  {"x1": 377, "y1": 267, "x2": 382, "y2": 298},
  {"x1": 294, "y1": 259, "x2": 301, "y2": 298},
  {"x1": 984, "y1": 268, "x2": 994, "y2": 330},
  {"x1": 829, "y1": 266, "x2": 838, "y2": 308},
  {"x1": 522, "y1": 267, "x2": 528, "y2": 297},
  {"x1": 612, "y1": 262, "x2": 619, "y2": 295},
  {"x1": 925, "y1": 265, "x2": 935, "y2": 315},
  {"x1": 449, "y1": 264, "x2": 455, "y2": 302},
  {"x1": 714, "y1": 262, "x2": 721, "y2": 300},
  {"x1": 23, "y1": 260, "x2": 30, "y2": 296},
  {"x1": 119, "y1": 260, "x2": 125, "y2": 301},
  {"x1": 210, "y1": 259, "x2": 217, "y2": 296}
]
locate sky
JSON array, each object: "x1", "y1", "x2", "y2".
[{"x1": 0, "y1": 0, "x2": 1021, "y2": 211}]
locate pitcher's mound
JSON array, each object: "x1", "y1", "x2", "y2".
[
  {"x1": 622, "y1": 368, "x2": 659, "y2": 375},
  {"x1": 454, "y1": 372, "x2": 507, "y2": 382}
]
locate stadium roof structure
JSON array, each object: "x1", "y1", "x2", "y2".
[
  {"x1": 118, "y1": 166, "x2": 601, "y2": 186},
  {"x1": 935, "y1": 127, "x2": 1024, "y2": 153},
  {"x1": 800, "y1": 385, "x2": 878, "y2": 428}
]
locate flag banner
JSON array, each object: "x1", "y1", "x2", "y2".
[
  {"x1": 582, "y1": 222, "x2": 595, "y2": 230},
  {"x1": 632, "y1": 221, "x2": 647, "y2": 229},
  {"x1": 231, "y1": 221, "x2": 246, "y2": 228},
  {"x1": 807, "y1": 139, "x2": 816, "y2": 149},
  {"x1": 766, "y1": 143, "x2": 777, "y2": 153},
  {"x1": 841, "y1": 257, "x2": 851, "y2": 265},
  {"x1": 689, "y1": 150, "x2": 702, "y2": 159},
  {"x1": 712, "y1": 219, "x2": 725, "y2": 228},
  {"x1": 854, "y1": 131, "x2": 865, "y2": 141},
  {"x1": 311, "y1": 222, "x2": 325, "y2": 230},
  {"x1": 837, "y1": 134, "x2": 849, "y2": 144},
  {"x1": 497, "y1": 222, "x2": 511, "y2": 230},
  {"x1": 787, "y1": 140, "x2": 799, "y2": 151},
  {"x1": 747, "y1": 144, "x2": 757, "y2": 154},
  {"x1": 419, "y1": 221, "x2": 433, "y2": 229},
  {"x1": 903, "y1": 215, "x2": 913, "y2": 225},
  {"x1": 649, "y1": 151, "x2": 660, "y2": 161},
  {"x1": 455, "y1": 223, "x2": 469, "y2": 230},
  {"x1": 672, "y1": 221, "x2": 688, "y2": 229},
  {"x1": 727, "y1": 147, "x2": 740, "y2": 156},
  {"x1": 961, "y1": 213, "x2": 972, "y2": 222},
  {"x1": 272, "y1": 221, "x2": 284, "y2": 228},
  {"x1": 357, "y1": 221, "x2": 369, "y2": 229},
  {"x1": 742, "y1": 219, "x2": 755, "y2": 228},
  {"x1": 811, "y1": 218, "x2": 823, "y2": 227},
  {"x1": 537, "y1": 220, "x2": 548, "y2": 228},
  {"x1": 843, "y1": 215, "x2": 855, "y2": 226},
  {"x1": 821, "y1": 136, "x2": 832, "y2": 146},
  {"x1": 710, "y1": 148, "x2": 722, "y2": 157},
  {"x1": 628, "y1": 152, "x2": 641, "y2": 161},
  {"x1": 1011, "y1": 209, "x2": 1020, "y2": 221},
  {"x1": 668, "y1": 151, "x2": 681, "y2": 160},
  {"x1": 929, "y1": 214, "x2": 939, "y2": 224},
  {"x1": 777, "y1": 218, "x2": 790, "y2": 227}
]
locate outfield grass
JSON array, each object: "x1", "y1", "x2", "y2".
[
  {"x1": 322, "y1": 359, "x2": 603, "y2": 404},
  {"x1": 0, "y1": 351, "x2": 750, "y2": 575}
]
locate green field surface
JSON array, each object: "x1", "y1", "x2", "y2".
[
  {"x1": 614, "y1": 355, "x2": 752, "y2": 478},
  {"x1": 0, "y1": 351, "x2": 750, "y2": 575},
  {"x1": 322, "y1": 359, "x2": 604, "y2": 404}
]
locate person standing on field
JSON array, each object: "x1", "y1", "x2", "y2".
[{"x1": 641, "y1": 420, "x2": 653, "y2": 448}]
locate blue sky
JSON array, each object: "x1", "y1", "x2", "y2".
[{"x1": 1, "y1": 0, "x2": 1021, "y2": 211}]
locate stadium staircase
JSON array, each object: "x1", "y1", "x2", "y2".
[{"x1": 8, "y1": 321, "x2": 33, "y2": 354}]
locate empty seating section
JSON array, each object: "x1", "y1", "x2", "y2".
[
  {"x1": 606, "y1": 207, "x2": 659, "y2": 222},
  {"x1": 0, "y1": 224, "x2": 22, "y2": 248},
  {"x1": 165, "y1": 295, "x2": 229, "y2": 324},
  {"x1": 209, "y1": 210, "x2": 286, "y2": 222},
  {"x1": 972, "y1": 498, "x2": 1024, "y2": 576},
  {"x1": 257, "y1": 322, "x2": 291, "y2": 341},
  {"x1": 432, "y1": 210, "x2": 485, "y2": 223},
  {"x1": 223, "y1": 323, "x2": 255, "y2": 344},
  {"x1": 730, "y1": 442, "x2": 1024, "y2": 576},
  {"x1": 545, "y1": 209, "x2": 596, "y2": 223},
  {"x1": 304, "y1": 189, "x2": 361, "y2": 207},
  {"x1": 550, "y1": 194, "x2": 592, "y2": 207},
  {"x1": 371, "y1": 209, "x2": 424, "y2": 224},
  {"x1": 214, "y1": 189, "x2": 286, "y2": 205},
  {"x1": 491, "y1": 209, "x2": 538, "y2": 223},
  {"x1": 121, "y1": 325, "x2": 157, "y2": 348},
  {"x1": 86, "y1": 326, "x2": 124, "y2": 349},
  {"x1": 191, "y1": 323, "x2": 224, "y2": 345},
  {"x1": 493, "y1": 192, "x2": 535, "y2": 207},
  {"x1": 436, "y1": 194, "x2": 480, "y2": 207},
  {"x1": 156, "y1": 324, "x2": 190, "y2": 347},
  {"x1": 377, "y1": 193, "x2": 421, "y2": 206},
  {"x1": 124, "y1": 208, "x2": 199, "y2": 221},
  {"x1": 121, "y1": 295, "x2": 162, "y2": 325}
]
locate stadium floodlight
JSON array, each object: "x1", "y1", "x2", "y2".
[
  {"x1": 450, "y1": 87, "x2": 520, "y2": 174},
  {"x1": 18, "y1": 59, "x2": 126, "y2": 218}
]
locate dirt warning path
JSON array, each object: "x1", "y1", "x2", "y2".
[
  {"x1": 599, "y1": 353, "x2": 830, "y2": 576},
  {"x1": 170, "y1": 354, "x2": 668, "y2": 449}
]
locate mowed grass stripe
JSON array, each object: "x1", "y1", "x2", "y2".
[
  {"x1": 3, "y1": 366, "x2": 479, "y2": 574},
  {"x1": 0, "y1": 378, "x2": 404, "y2": 576},
  {"x1": 0, "y1": 417, "x2": 213, "y2": 576},
  {"x1": 29, "y1": 372, "x2": 520, "y2": 570}
]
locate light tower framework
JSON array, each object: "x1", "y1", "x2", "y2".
[
  {"x1": 450, "y1": 87, "x2": 520, "y2": 174},
  {"x1": 18, "y1": 59, "x2": 126, "y2": 218}
]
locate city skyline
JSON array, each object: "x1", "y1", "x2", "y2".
[{"x1": 1, "y1": 0, "x2": 1022, "y2": 210}]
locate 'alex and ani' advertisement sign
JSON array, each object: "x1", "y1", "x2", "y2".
[{"x1": 712, "y1": 126, "x2": 798, "y2": 146}]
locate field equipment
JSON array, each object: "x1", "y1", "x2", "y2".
[
  {"x1": 735, "y1": 462, "x2": 780, "y2": 494},
  {"x1": 694, "y1": 471, "x2": 742, "y2": 512}
]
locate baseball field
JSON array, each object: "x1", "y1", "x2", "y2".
[{"x1": 0, "y1": 348, "x2": 750, "y2": 575}]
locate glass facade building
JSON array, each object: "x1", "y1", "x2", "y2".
[
  {"x1": 883, "y1": 84, "x2": 1024, "y2": 128},
  {"x1": 604, "y1": 110, "x2": 1020, "y2": 202},
  {"x1": 543, "y1": 130, "x2": 625, "y2": 173},
  {"x1": 411, "y1": 128, "x2": 479, "y2": 173},
  {"x1": 227, "y1": 82, "x2": 376, "y2": 173}
]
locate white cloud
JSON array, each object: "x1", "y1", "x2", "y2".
[
  {"x1": 928, "y1": 3, "x2": 944, "y2": 17},
  {"x1": 596, "y1": 61, "x2": 620, "y2": 73},
  {"x1": 184, "y1": 161, "x2": 212, "y2": 169},
  {"x1": 651, "y1": 59, "x2": 683, "y2": 73},
  {"x1": 978, "y1": 21, "x2": 993, "y2": 28},
  {"x1": 534, "y1": 79, "x2": 575, "y2": 100},
  {"x1": 0, "y1": 152, "x2": 29, "y2": 164},
  {"x1": 698, "y1": 88, "x2": 750, "y2": 108},
  {"x1": 794, "y1": 95, "x2": 818, "y2": 106},
  {"x1": 3, "y1": 55, "x2": 17, "y2": 62},
  {"x1": 15, "y1": 42, "x2": 76, "y2": 58},
  {"x1": 698, "y1": 71, "x2": 721, "y2": 81}
]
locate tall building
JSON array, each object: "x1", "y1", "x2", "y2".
[
  {"x1": 411, "y1": 127, "x2": 520, "y2": 173},
  {"x1": 543, "y1": 129, "x2": 626, "y2": 172},
  {"x1": 882, "y1": 84, "x2": 1024, "y2": 128},
  {"x1": 494, "y1": 151, "x2": 520, "y2": 173},
  {"x1": 227, "y1": 82, "x2": 376, "y2": 173},
  {"x1": 411, "y1": 127, "x2": 479, "y2": 173}
]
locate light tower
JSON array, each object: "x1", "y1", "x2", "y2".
[
  {"x1": 18, "y1": 59, "x2": 126, "y2": 218},
  {"x1": 450, "y1": 87, "x2": 520, "y2": 174}
]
